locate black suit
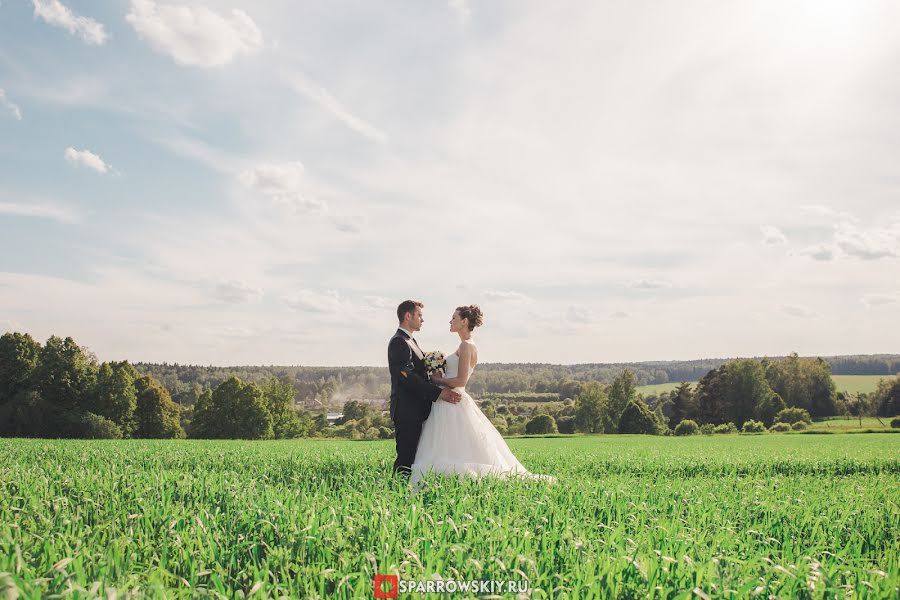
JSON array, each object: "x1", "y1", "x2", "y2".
[{"x1": 388, "y1": 328, "x2": 442, "y2": 475}]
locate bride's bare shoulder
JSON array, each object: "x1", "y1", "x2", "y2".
[{"x1": 459, "y1": 340, "x2": 478, "y2": 365}]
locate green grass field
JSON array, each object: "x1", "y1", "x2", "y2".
[
  {"x1": 637, "y1": 375, "x2": 892, "y2": 397},
  {"x1": 636, "y1": 382, "x2": 686, "y2": 395},
  {"x1": 832, "y1": 375, "x2": 891, "y2": 395},
  {"x1": 806, "y1": 415, "x2": 896, "y2": 432},
  {"x1": 1, "y1": 435, "x2": 897, "y2": 598}
]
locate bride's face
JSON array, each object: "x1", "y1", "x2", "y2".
[{"x1": 449, "y1": 310, "x2": 466, "y2": 333}]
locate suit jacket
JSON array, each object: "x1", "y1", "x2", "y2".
[{"x1": 388, "y1": 328, "x2": 442, "y2": 422}]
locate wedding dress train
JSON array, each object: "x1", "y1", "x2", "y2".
[{"x1": 410, "y1": 351, "x2": 555, "y2": 490}]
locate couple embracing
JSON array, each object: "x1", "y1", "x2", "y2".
[{"x1": 388, "y1": 300, "x2": 554, "y2": 490}]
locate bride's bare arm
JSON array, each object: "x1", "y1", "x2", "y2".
[{"x1": 430, "y1": 343, "x2": 475, "y2": 388}]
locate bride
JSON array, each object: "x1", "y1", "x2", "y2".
[{"x1": 410, "y1": 304, "x2": 555, "y2": 489}]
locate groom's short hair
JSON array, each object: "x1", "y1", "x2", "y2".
[{"x1": 397, "y1": 300, "x2": 424, "y2": 323}]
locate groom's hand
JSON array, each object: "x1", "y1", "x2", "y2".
[{"x1": 439, "y1": 389, "x2": 462, "y2": 404}]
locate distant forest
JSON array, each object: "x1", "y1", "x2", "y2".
[
  {"x1": 135, "y1": 354, "x2": 900, "y2": 407},
  {"x1": 3, "y1": 330, "x2": 897, "y2": 441}
]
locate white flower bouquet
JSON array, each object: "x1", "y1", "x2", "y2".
[{"x1": 423, "y1": 350, "x2": 447, "y2": 378}]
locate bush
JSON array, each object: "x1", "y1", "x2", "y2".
[
  {"x1": 742, "y1": 420, "x2": 766, "y2": 433},
  {"x1": 769, "y1": 422, "x2": 791, "y2": 433},
  {"x1": 775, "y1": 407, "x2": 812, "y2": 425},
  {"x1": 674, "y1": 419, "x2": 698, "y2": 436},
  {"x1": 556, "y1": 415, "x2": 576, "y2": 434},
  {"x1": 891, "y1": 417, "x2": 900, "y2": 429},
  {"x1": 378, "y1": 426, "x2": 393, "y2": 439},
  {"x1": 526, "y1": 414, "x2": 558, "y2": 435},
  {"x1": 490, "y1": 416, "x2": 508, "y2": 434},
  {"x1": 77, "y1": 411, "x2": 123, "y2": 439},
  {"x1": 699, "y1": 423, "x2": 715, "y2": 435},
  {"x1": 714, "y1": 422, "x2": 738, "y2": 434},
  {"x1": 791, "y1": 421, "x2": 808, "y2": 431}
]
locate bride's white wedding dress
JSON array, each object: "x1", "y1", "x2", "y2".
[{"x1": 410, "y1": 351, "x2": 555, "y2": 490}]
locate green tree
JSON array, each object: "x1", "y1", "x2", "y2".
[
  {"x1": 189, "y1": 389, "x2": 216, "y2": 438},
  {"x1": 558, "y1": 379, "x2": 585, "y2": 401},
  {"x1": 764, "y1": 353, "x2": 837, "y2": 417},
  {"x1": 753, "y1": 392, "x2": 786, "y2": 427},
  {"x1": 525, "y1": 414, "x2": 558, "y2": 435},
  {"x1": 34, "y1": 335, "x2": 98, "y2": 412},
  {"x1": 134, "y1": 376, "x2": 184, "y2": 439},
  {"x1": 312, "y1": 413, "x2": 330, "y2": 436},
  {"x1": 556, "y1": 415, "x2": 576, "y2": 434},
  {"x1": 697, "y1": 365, "x2": 727, "y2": 424},
  {"x1": 189, "y1": 377, "x2": 271, "y2": 439},
  {"x1": 76, "y1": 411, "x2": 123, "y2": 439},
  {"x1": 262, "y1": 377, "x2": 308, "y2": 438},
  {"x1": 340, "y1": 400, "x2": 371, "y2": 424},
  {"x1": 668, "y1": 382, "x2": 697, "y2": 427},
  {"x1": 0, "y1": 332, "x2": 41, "y2": 402},
  {"x1": 874, "y1": 375, "x2": 900, "y2": 417},
  {"x1": 0, "y1": 332, "x2": 44, "y2": 436},
  {"x1": 575, "y1": 382, "x2": 607, "y2": 433},
  {"x1": 618, "y1": 398, "x2": 659, "y2": 434},
  {"x1": 697, "y1": 359, "x2": 775, "y2": 427},
  {"x1": 90, "y1": 361, "x2": 139, "y2": 436},
  {"x1": 604, "y1": 370, "x2": 636, "y2": 433}
]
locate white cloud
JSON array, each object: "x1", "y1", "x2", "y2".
[
  {"x1": 799, "y1": 244, "x2": 835, "y2": 261},
  {"x1": 32, "y1": 0, "x2": 108, "y2": 46},
  {"x1": 331, "y1": 215, "x2": 364, "y2": 234},
  {"x1": 630, "y1": 279, "x2": 673, "y2": 290},
  {"x1": 483, "y1": 289, "x2": 533, "y2": 302},
  {"x1": 126, "y1": 0, "x2": 262, "y2": 67},
  {"x1": 833, "y1": 222, "x2": 897, "y2": 260},
  {"x1": 213, "y1": 279, "x2": 262, "y2": 303},
  {"x1": 280, "y1": 71, "x2": 388, "y2": 143},
  {"x1": 284, "y1": 289, "x2": 348, "y2": 314},
  {"x1": 779, "y1": 304, "x2": 816, "y2": 319},
  {"x1": 566, "y1": 306, "x2": 599, "y2": 324},
  {"x1": 363, "y1": 295, "x2": 394, "y2": 311},
  {"x1": 760, "y1": 225, "x2": 787, "y2": 245},
  {"x1": 0, "y1": 88, "x2": 22, "y2": 120},
  {"x1": 0, "y1": 201, "x2": 80, "y2": 223},
  {"x1": 64, "y1": 147, "x2": 113, "y2": 174},
  {"x1": 861, "y1": 293, "x2": 899, "y2": 309},
  {"x1": 800, "y1": 204, "x2": 859, "y2": 224},
  {"x1": 239, "y1": 161, "x2": 326, "y2": 214},
  {"x1": 449, "y1": 0, "x2": 472, "y2": 24}
]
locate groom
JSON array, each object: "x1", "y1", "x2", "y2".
[{"x1": 389, "y1": 300, "x2": 461, "y2": 476}]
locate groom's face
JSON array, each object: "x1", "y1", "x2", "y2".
[{"x1": 409, "y1": 306, "x2": 424, "y2": 332}]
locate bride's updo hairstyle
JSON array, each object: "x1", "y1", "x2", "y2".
[{"x1": 456, "y1": 304, "x2": 484, "y2": 330}]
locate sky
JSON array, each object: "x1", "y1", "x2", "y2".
[{"x1": 1, "y1": 0, "x2": 899, "y2": 366}]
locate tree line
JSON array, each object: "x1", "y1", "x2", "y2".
[
  {"x1": 133, "y1": 353, "x2": 900, "y2": 407},
  {"x1": 561, "y1": 354, "x2": 899, "y2": 436},
  {"x1": 2, "y1": 331, "x2": 897, "y2": 440}
]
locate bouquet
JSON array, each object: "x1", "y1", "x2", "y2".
[{"x1": 423, "y1": 350, "x2": 447, "y2": 378}]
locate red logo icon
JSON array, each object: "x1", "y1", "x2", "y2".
[{"x1": 374, "y1": 574, "x2": 398, "y2": 599}]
